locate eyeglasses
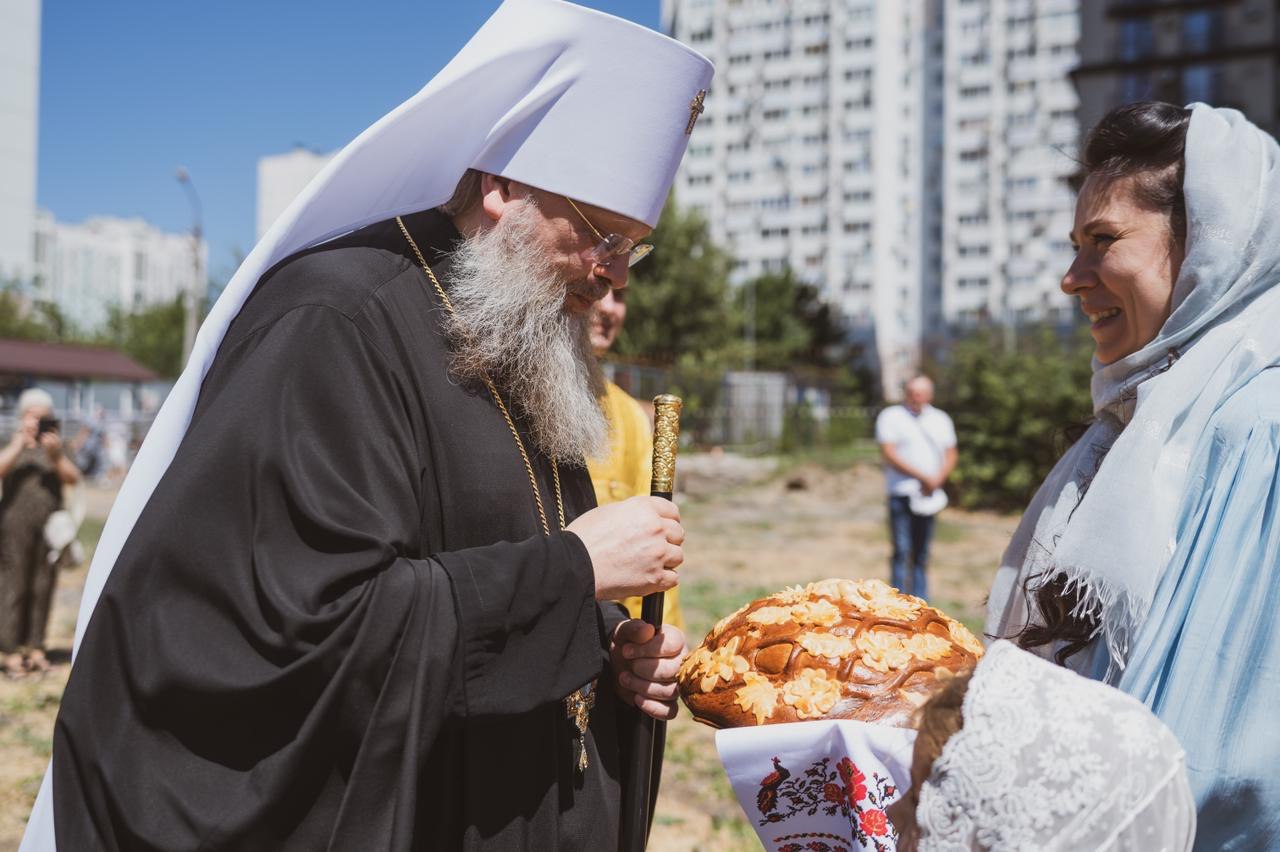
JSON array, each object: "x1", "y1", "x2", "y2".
[{"x1": 563, "y1": 196, "x2": 654, "y2": 268}]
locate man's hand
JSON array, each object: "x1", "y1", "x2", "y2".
[
  {"x1": 610, "y1": 619, "x2": 685, "y2": 720},
  {"x1": 567, "y1": 496, "x2": 683, "y2": 601}
]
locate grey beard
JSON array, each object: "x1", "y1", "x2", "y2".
[{"x1": 442, "y1": 200, "x2": 609, "y2": 464}]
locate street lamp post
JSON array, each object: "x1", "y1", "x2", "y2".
[{"x1": 175, "y1": 167, "x2": 203, "y2": 366}]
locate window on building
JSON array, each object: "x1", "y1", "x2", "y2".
[
  {"x1": 1182, "y1": 8, "x2": 1223, "y2": 54},
  {"x1": 134, "y1": 251, "x2": 147, "y2": 282},
  {"x1": 1182, "y1": 64, "x2": 1220, "y2": 104},
  {"x1": 1120, "y1": 72, "x2": 1152, "y2": 104},
  {"x1": 1118, "y1": 18, "x2": 1155, "y2": 62}
]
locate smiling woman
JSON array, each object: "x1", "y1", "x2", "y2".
[
  {"x1": 1063, "y1": 103, "x2": 1189, "y2": 365},
  {"x1": 981, "y1": 101, "x2": 1280, "y2": 848}
]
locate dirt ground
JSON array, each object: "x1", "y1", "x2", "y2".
[{"x1": 0, "y1": 455, "x2": 1018, "y2": 851}]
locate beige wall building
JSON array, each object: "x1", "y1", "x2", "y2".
[
  {"x1": 0, "y1": 0, "x2": 41, "y2": 285},
  {"x1": 1074, "y1": 0, "x2": 1280, "y2": 137}
]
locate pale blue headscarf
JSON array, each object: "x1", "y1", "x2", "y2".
[{"x1": 988, "y1": 104, "x2": 1280, "y2": 669}]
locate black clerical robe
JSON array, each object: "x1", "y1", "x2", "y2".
[{"x1": 53, "y1": 210, "x2": 637, "y2": 850}]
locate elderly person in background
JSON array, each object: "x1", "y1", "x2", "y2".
[
  {"x1": 586, "y1": 287, "x2": 683, "y2": 632},
  {"x1": 874, "y1": 376, "x2": 957, "y2": 600},
  {"x1": 0, "y1": 388, "x2": 80, "y2": 677},
  {"x1": 885, "y1": 641, "x2": 1196, "y2": 851},
  {"x1": 988, "y1": 101, "x2": 1280, "y2": 848}
]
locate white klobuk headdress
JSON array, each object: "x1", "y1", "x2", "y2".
[
  {"x1": 21, "y1": 3, "x2": 710, "y2": 848},
  {"x1": 915, "y1": 641, "x2": 1195, "y2": 851}
]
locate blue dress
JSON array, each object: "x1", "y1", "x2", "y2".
[{"x1": 1103, "y1": 366, "x2": 1280, "y2": 850}]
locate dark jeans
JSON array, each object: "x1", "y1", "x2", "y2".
[{"x1": 888, "y1": 495, "x2": 934, "y2": 600}]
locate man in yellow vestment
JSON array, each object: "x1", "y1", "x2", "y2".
[{"x1": 588, "y1": 288, "x2": 683, "y2": 630}]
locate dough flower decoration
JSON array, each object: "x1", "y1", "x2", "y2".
[
  {"x1": 734, "y1": 672, "x2": 780, "y2": 725},
  {"x1": 782, "y1": 667, "x2": 843, "y2": 719},
  {"x1": 700, "y1": 636, "x2": 750, "y2": 693},
  {"x1": 796, "y1": 631, "x2": 856, "y2": 660},
  {"x1": 856, "y1": 629, "x2": 915, "y2": 673}
]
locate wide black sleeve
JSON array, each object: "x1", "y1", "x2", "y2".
[{"x1": 53, "y1": 304, "x2": 603, "y2": 850}]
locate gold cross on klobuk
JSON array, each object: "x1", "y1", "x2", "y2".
[{"x1": 686, "y1": 89, "x2": 706, "y2": 135}]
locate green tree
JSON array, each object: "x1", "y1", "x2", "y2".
[
  {"x1": 733, "y1": 269, "x2": 858, "y2": 372},
  {"x1": 99, "y1": 295, "x2": 188, "y2": 379},
  {"x1": 932, "y1": 323, "x2": 1094, "y2": 511},
  {"x1": 0, "y1": 286, "x2": 57, "y2": 341},
  {"x1": 614, "y1": 199, "x2": 737, "y2": 364},
  {"x1": 733, "y1": 270, "x2": 810, "y2": 370}
]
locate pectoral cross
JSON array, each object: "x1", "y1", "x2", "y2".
[
  {"x1": 686, "y1": 89, "x2": 706, "y2": 135},
  {"x1": 564, "y1": 682, "x2": 597, "y2": 772}
]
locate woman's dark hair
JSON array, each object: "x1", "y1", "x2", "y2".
[
  {"x1": 1080, "y1": 101, "x2": 1192, "y2": 247},
  {"x1": 1014, "y1": 573, "x2": 1099, "y2": 665}
]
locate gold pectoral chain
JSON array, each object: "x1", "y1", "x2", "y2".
[{"x1": 397, "y1": 217, "x2": 595, "y2": 771}]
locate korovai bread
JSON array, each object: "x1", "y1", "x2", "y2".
[{"x1": 678, "y1": 578, "x2": 983, "y2": 728}]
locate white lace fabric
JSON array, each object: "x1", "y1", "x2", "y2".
[{"x1": 917, "y1": 642, "x2": 1195, "y2": 851}]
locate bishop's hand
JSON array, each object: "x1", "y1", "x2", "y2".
[
  {"x1": 610, "y1": 619, "x2": 685, "y2": 720},
  {"x1": 567, "y1": 495, "x2": 683, "y2": 601}
]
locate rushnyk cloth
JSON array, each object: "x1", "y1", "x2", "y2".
[
  {"x1": 20, "y1": 2, "x2": 711, "y2": 848},
  {"x1": 717, "y1": 721, "x2": 916, "y2": 851},
  {"x1": 986, "y1": 104, "x2": 1280, "y2": 674}
]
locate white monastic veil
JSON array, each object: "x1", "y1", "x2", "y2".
[
  {"x1": 986, "y1": 105, "x2": 1280, "y2": 671},
  {"x1": 21, "y1": 2, "x2": 711, "y2": 848},
  {"x1": 915, "y1": 641, "x2": 1195, "y2": 850}
]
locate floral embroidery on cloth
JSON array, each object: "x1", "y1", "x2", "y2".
[{"x1": 756, "y1": 755, "x2": 897, "y2": 852}]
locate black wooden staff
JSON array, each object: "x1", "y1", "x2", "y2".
[{"x1": 620, "y1": 394, "x2": 682, "y2": 852}]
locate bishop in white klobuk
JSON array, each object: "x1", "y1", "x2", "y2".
[{"x1": 23, "y1": 2, "x2": 712, "y2": 849}]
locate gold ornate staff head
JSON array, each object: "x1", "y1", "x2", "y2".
[{"x1": 651, "y1": 394, "x2": 683, "y2": 494}]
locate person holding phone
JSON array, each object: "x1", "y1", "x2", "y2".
[{"x1": 0, "y1": 388, "x2": 80, "y2": 677}]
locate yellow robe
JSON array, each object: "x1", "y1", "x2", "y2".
[{"x1": 588, "y1": 381, "x2": 683, "y2": 631}]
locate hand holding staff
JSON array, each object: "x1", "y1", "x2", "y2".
[{"x1": 621, "y1": 394, "x2": 682, "y2": 852}]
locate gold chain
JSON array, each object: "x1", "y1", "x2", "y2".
[
  {"x1": 396, "y1": 216, "x2": 564, "y2": 533},
  {"x1": 397, "y1": 216, "x2": 591, "y2": 770}
]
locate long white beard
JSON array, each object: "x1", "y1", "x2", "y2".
[{"x1": 442, "y1": 200, "x2": 609, "y2": 463}]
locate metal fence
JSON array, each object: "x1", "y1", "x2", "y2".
[{"x1": 604, "y1": 361, "x2": 874, "y2": 453}]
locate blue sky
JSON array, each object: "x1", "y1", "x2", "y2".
[{"x1": 37, "y1": 0, "x2": 659, "y2": 284}]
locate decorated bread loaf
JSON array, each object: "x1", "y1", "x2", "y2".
[{"x1": 678, "y1": 579, "x2": 983, "y2": 728}]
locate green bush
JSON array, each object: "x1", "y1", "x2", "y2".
[{"x1": 932, "y1": 324, "x2": 1094, "y2": 511}]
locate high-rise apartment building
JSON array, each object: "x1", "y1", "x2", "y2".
[
  {"x1": 942, "y1": 0, "x2": 1080, "y2": 333},
  {"x1": 664, "y1": 0, "x2": 1081, "y2": 390},
  {"x1": 31, "y1": 213, "x2": 207, "y2": 333},
  {"x1": 256, "y1": 147, "x2": 334, "y2": 240},
  {"x1": 1075, "y1": 1, "x2": 1280, "y2": 138},
  {"x1": 663, "y1": 0, "x2": 945, "y2": 391},
  {"x1": 0, "y1": 0, "x2": 42, "y2": 285}
]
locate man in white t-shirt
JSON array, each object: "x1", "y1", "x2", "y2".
[{"x1": 874, "y1": 375, "x2": 957, "y2": 600}]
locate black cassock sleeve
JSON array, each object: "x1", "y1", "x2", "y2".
[{"x1": 54, "y1": 305, "x2": 605, "y2": 850}]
